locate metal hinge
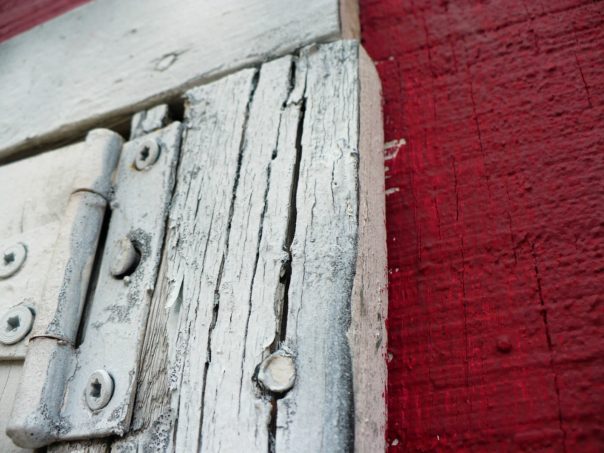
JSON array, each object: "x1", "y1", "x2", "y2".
[{"x1": 2, "y1": 122, "x2": 181, "y2": 448}]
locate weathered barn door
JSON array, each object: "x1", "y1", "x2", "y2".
[{"x1": 0, "y1": 1, "x2": 386, "y2": 452}]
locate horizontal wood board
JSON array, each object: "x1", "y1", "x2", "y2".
[{"x1": 0, "y1": 0, "x2": 348, "y2": 159}]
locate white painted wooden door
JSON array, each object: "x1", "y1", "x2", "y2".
[{"x1": 0, "y1": 2, "x2": 386, "y2": 452}]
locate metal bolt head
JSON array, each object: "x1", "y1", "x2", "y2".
[
  {"x1": 0, "y1": 243, "x2": 27, "y2": 279},
  {"x1": 256, "y1": 350, "x2": 296, "y2": 394},
  {"x1": 134, "y1": 138, "x2": 160, "y2": 170},
  {"x1": 86, "y1": 370, "x2": 114, "y2": 411},
  {"x1": 110, "y1": 238, "x2": 140, "y2": 279},
  {"x1": 0, "y1": 305, "x2": 34, "y2": 345}
]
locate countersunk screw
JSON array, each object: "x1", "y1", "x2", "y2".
[
  {"x1": 0, "y1": 243, "x2": 27, "y2": 279},
  {"x1": 86, "y1": 370, "x2": 114, "y2": 411},
  {"x1": 0, "y1": 305, "x2": 34, "y2": 345},
  {"x1": 110, "y1": 238, "x2": 140, "y2": 279},
  {"x1": 256, "y1": 350, "x2": 296, "y2": 394},
  {"x1": 134, "y1": 138, "x2": 160, "y2": 170}
]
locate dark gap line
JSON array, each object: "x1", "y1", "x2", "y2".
[
  {"x1": 267, "y1": 56, "x2": 306, "y2": 453},
  {"x1": 74, "y1": 201, "x2": 112, "y2": 348}
]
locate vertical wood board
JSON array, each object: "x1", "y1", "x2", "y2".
[{"x1": 111, "y1": 40, "x2": 386, "y2": 453}]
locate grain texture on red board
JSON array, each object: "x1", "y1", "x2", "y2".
[{"x1": 360, "y1": 0, "x2": 604, "y2": 451}]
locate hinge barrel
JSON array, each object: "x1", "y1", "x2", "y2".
[
  {"x1": 7, "y1": 123, "x2": 181, "y2": 448},
  {"x1": 7, "y1": 130, "x2": 122, "y2": 448}
]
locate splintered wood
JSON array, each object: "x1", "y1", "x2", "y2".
[{"x1": 87, "y1": 40, "x2": 384, "y2": 453}]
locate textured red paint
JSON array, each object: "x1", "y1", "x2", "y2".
[
  {"x1": 360, "y1": 0, "x2": 604, "y2": 451},
  {"x1": 0, "y1": 0, "x2": 89, "y2": 43}
]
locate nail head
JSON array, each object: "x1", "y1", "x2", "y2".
[{"x1": 257, "y1": 350, "x2": 296, "y2": 394}]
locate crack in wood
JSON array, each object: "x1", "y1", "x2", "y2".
[{"x1": 76, "y1": 40, "x2": 386, "y2": 453}]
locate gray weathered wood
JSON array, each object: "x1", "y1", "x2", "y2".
[
  {"x1": 0, "y1": 363, "x2": 26, "y2": 453},
  {"x1": 274, "y1": 40, "x2": 385, "y2": 453},
  {"x1": 0, "y1": 0, "x2": 356, "y2": 159},
  {"x1": 110, "y1": 40, "x2": 385, "y2": 452},
  {"x1": 1, "y1": 36, "x2": 383, "y2": 452},
  {"x1": 351, "y1": 47, "x2": 387, "y2": 453},
  {"x1": 130, "y1": 105, "x2": 172, "y2": 140}
]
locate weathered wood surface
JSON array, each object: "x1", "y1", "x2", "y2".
[
  {"x1": 350, "y1": 47, "x2": 387, "y2": 453},
  {"x1": 0, "y1": 38, "x2": 384, "y2": 452},
  {"x1": 130, "y1": 105, "x2": 172, "y2": 140},
  {"x1": 0, "y1": 0, "x2": 358, "y2": 159},
  {"x1": 109, "y1": 40, "x2": 386, "y2": 452},
  {"x1": 275, "y1": 41, "x2": 387, "y2": 453},
  {"x1": 0, "y1": 363, "x2": 26, "y2": 452}
]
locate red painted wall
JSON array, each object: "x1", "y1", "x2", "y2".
[
  {"x1": 360, "y1": 0, "x2": 604, "y2": 451},
  {"x1": 0, "y1": 0, "x2": 88, "y2": 43}
]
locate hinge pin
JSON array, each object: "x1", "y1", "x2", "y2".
[
  {"x1": 85, "y1": 370, "x2": 114, "y2": 411},
  {"x1": 0, "y1": 243, "x2": 27, "y2": 279}
]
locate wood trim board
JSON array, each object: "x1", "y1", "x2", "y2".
[{"x1": 0, "y1": 0, "x2": 358, "y2": 160}]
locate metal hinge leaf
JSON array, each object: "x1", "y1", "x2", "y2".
[{"x1": 6, "y1": 123, "x2": 182, "y2": 448}]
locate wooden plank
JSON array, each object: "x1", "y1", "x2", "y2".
[
  {"x1": 351, "y1": 47, "x2": 387, "y2": 453},
  {"x1": 0, "y1": 363, "x2": 27, "y2": 453},
  {"x1": 274, "y1": 40, "x2": 387, "y2": 453},
  {"x1": 0, "y1": 0, "x2": 351, "y2": 159},
  {"x1": 198, "y1": 55, "x2": 297, "y2": 452},
  {"x1": 114, "y1": 66, "x2": 260, "y2": 452},
  {"x1": 108, "y1": 40, "x2": 385, "y2": 452}
]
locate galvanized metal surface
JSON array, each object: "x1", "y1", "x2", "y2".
[
  {"x1": 7, "y1": 124, "x2": 181, "y2": 448},
  {"x1": 0, "y1": 132, "x2": 122, "y2": 452}
]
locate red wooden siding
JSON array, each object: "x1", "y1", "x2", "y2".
[
  {"x1": 0, "y1": 0, "x2": 88, "y2": 43},
  {"x1": 360, "y1": 0, "x2": 604, "y2": 451}
]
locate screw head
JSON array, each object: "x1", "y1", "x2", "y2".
[
  {"x1": 86, "y1": 370, "x2": 114, "y2": 411},
  {"x1": 256, "y1": 350, "x2": 296, "y2": 394},
  {"x1": 110, "y1": 238, "x2": 140, "y2": 279},
  {"x1": 0, "y1": 305, "x2": 34, "y2": 345},
  {"x1": 0, "y1": 243, "x2": 27, "y2": 279},
  {"x1": 134, "y1": 138, "x2": 160, "y2": 170}
]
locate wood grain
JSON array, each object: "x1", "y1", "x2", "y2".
[
  {"x1": 0, "y1": 0, "x2": 348, "y2": 159},
  {"x1": 113, "y1": 40, "x2": 386, "y2": 452}
]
